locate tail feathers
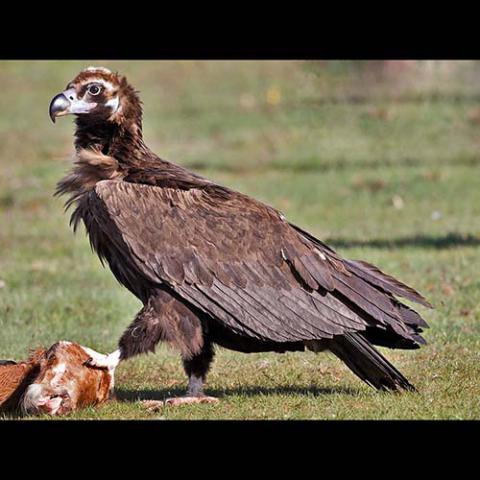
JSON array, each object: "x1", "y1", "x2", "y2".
[{"x1": 328, "y1": 332, "x2": 415, "y2": 392}]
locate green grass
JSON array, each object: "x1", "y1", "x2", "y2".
[{"x1": 1, "y1": 60, "x2": 480, "y2": 419}]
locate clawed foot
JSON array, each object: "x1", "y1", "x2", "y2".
[
  {"x1": 142, "y1": 396, "x2": 219, "y2": 411},
  {"x1": 142, "y1": 400, "x2": 166, "y2": 412},
  {"x1": 166, "y1": 396, "x2": 219, "y2": 406}
]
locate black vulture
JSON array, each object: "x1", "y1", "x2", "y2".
[{"x1": 49, "y1": 67, "x2": 431, "y2": 405}]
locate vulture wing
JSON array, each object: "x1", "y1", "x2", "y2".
[{"x1": 86, "y1": 180, "x2": 428, "y2": 345}]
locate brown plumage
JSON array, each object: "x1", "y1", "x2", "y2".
[{"x1": 50, "y1": 67, "x2": 431, "y2": 399}]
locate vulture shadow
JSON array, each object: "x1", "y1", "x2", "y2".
[
  {"x1": 115, "y1": 384, "x2": 359, "y2": 403},
  {"x1": 326, "y1": 232, "x2": 480, "y2": 250}
]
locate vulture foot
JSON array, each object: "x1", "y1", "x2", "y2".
[
  {"x1": 166, "y1": 395, "x2": 219, "y2": 406},
  {"x1": 142, "y1": 396, "x2": 219, "y2": 411}
]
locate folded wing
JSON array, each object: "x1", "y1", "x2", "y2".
[{"x1": 86, "y1": 180, "x2": 429, "y2": 346}]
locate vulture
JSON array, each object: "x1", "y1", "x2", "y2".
[{"x1": 49, "y1": 67, "x2": 431, "y2": 405}]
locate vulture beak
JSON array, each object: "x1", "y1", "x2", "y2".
[{"x1": 49, "y1": 88, "x2": 96, "y2": 123}]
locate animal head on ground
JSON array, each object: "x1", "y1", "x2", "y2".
[{"x1": 0, "y1": 341, "x2": 115, "y2": 416}]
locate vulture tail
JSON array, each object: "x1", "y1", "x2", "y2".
[{"x1": 328, "y1": 332, "x2": 415, "y2": 392}]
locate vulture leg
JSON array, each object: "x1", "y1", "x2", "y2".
[
  {"x1": 142, "y1": 341, "x2": 218, "y2": 411},
  {"x1": 184, "y1": 340, "x2": 216, "y2": 395},
  {"x1": 112, "y1": 291, "x2": 217, "y2": 409},
  {"x1": 164, "y1": 340, "x2": 218, "y2": 406},
  {"x1": 118, "y1": 290, "x2": 204, "y2": 361}
]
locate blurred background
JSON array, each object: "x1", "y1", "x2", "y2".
[{"x1": 0, "y1": 61, "x2": 479, "y2": 419}]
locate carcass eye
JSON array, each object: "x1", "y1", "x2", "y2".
[{"x1": 88, "y1": 84, "x2": 101, "y2": 96}]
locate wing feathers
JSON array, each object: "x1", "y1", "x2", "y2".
[
  {"x1": 91, "y1": 180, "x2": 429, "y2": 346},
  {"x1": 345, "y1": 259, "x2": 433, "y2": 308}
]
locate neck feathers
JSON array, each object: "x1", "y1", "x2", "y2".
[
  {"x1": 56, "y1": 148, "x2": 123, "y2": 211},
  {"x1": 74, "y1": 77, "x2": 146, "y2": 164},
  {"x1": 59, "y1": 81, "x2": 149, "y2": 218}
]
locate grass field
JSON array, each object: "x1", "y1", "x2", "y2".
[{"x1": 1, "y1": 60, "x2": 480, "y2": 419}]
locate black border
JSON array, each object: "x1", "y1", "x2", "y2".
[{"x1": 1, "y1": 21, "x2": 479, "y2": 60}]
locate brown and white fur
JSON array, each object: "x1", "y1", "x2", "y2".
[{"x1": 0, "y1": 342, "x2": 115, "y2": 415}]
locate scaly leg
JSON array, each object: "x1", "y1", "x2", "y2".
[{"x1": 143, "y1": 341, "x2": 218, "y2": 411}]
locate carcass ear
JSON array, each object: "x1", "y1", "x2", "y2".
[
  {"x1": 27, "y1": 348, "x2": 48, "y2": 364},
  {"x1": 46, "y1": 350, "x2": 57, "y2": 362}
]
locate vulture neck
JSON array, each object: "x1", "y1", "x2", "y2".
[{"x1": 74, "y1": 110, "x2": 148, "y2": 168}]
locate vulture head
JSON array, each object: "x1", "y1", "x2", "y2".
[{"x1": 49, "y1": 66, "x2": 142, "y2": 128}]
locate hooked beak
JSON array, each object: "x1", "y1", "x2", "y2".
[
  {"x1": 49, "y1": 93, "x2": 70, "y2": 123},
  {"x1": 49, "y1": 88, "x2": 96, "y2": 123}
]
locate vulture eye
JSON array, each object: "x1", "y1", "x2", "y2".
[{"x1": 88, "y1": 84, "x2": 102, "y2": 96}]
